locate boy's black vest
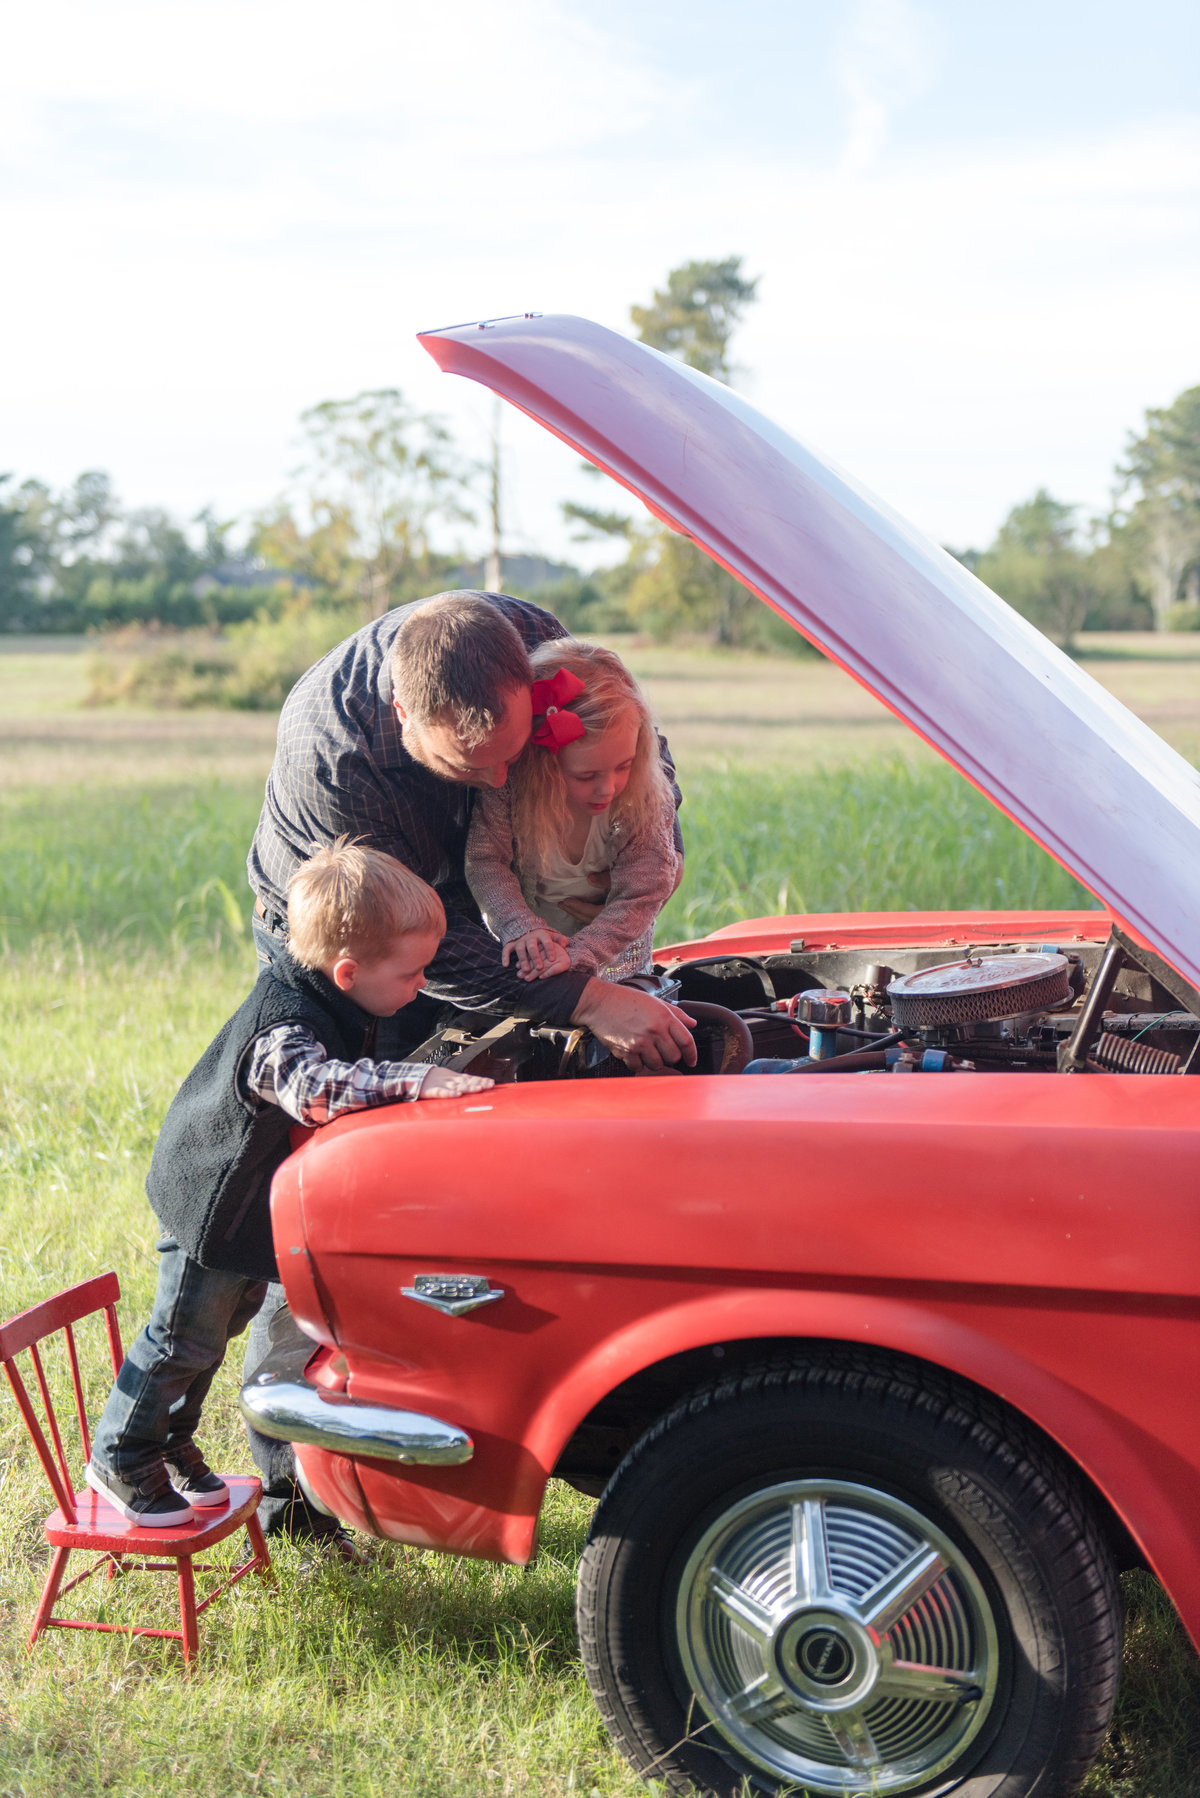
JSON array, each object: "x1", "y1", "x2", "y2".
[{"x1": 147, "y1": 957, "x2": 376, "y2": 1282}]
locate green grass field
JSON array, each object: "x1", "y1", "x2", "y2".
[{"x1": 2, "y1": 637, "x2": 1199, "y2": 1796}]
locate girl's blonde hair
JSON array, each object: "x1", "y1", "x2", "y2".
[
  {"x1": 288, "y1": 838, "x2": 445, "y2": 969},
  {"x1": 508, "y1": 639, "x2": 670, "y2": 877}
]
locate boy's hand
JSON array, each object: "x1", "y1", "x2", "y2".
[
  {"x1": 502, "y1": 927, "x2": 572, "y2": 981},
  {"x1": 418, "y1": 1069, "x2": 495, "y2": 1100}
]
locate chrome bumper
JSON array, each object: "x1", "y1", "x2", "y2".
[{"x1": 239, "y1": 1316, "x2": 473, "y2": 1467}]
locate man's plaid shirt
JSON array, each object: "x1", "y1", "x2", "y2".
[{"x1": 248, "y1": 592, "x2": 682, "y2": 1027}]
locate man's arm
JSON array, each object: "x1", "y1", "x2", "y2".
[
  {"x1": 420, "y1": 923, "x2": 698, "y2": 1067},
  {"x1": 570, "y1": 979, "x2": 697, "y2": 1072},
  {"x1": 421, "y1": 905, "x2": 591, "y2": 1023}
]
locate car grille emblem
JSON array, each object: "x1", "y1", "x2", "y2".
[{"x1": 401, "y1": 1274, "x2": 505, "y2": 1317}]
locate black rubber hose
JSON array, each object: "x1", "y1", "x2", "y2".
[
  {"x1": 682, "y1": 1001, "x2": 756, "y2": 1074},
  {"x1": 736, "y1": 1011, "x2": 905, "y2": 1045}
]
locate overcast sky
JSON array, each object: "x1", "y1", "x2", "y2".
[{"x1": 2, "y1": 0, "x2": 1198, "y2": 567}]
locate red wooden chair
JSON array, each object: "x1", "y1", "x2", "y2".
[{"x1": 1, "y1": 1271, "x2": 271, "y2": 1664}]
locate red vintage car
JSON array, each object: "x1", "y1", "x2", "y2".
[{"x1": 241, "y1": 317, "x2": 1200, "y2": 1798}]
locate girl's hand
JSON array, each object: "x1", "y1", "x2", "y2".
[
  {"x1": 419, "y1": 1069, "x2": 495, "y2": 1100},
  {"x1": 502, "y1": 928, "x2": 572, "y2": 981}
]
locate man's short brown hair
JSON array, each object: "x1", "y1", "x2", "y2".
[
  {"x1": 391, "y1": 593, "x2": 532, "y2": 748},
  {"x1": 287, "y1": 839, "x2": 445, "y2": 969}
]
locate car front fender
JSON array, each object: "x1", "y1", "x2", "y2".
[{"x1": 526, "y1": 1281, "x2": 1200, "y2": 1650}]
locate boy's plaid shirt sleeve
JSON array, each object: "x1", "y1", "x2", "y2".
[{"x1": 243, "y1": 1024, "x2": 432, "y2": 1125}]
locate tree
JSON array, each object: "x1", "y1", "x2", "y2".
[
  {"x1": 1119, "y1": 387, "x2": 1200, "y2": 629},
  {"x1": 250, "y1": 499, "x2": 361, "y2": 606},
  {"x1": 630, "y1": 256, "x2": 759, "y2": 382},
  {"x1": 0, "y1": 476, "x2": 38, "y2": 629},
  {"x1": 107, "y1": 508, "x2": 201, "y2": 586},
  {"x1": 974, "y1": 490, "x2": 1119, "y2": 653},
  {"x1": 579, "y1": 257, "x2": 766, "y2": 646},
  {"x1": 295, "y1": 389, "x2": 475, "y2": 617},
  {"x1": 0, "y1": 471, "x2": 121, "y2": 629},
  {"x1": 561, "y1": 500, "x2": 638, "y2": 544},
  {"x1": 625, "y1": 529, "x2": 746, "y2": 642}
]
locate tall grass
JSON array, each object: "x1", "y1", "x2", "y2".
[
  {"x1": 0, "y1": 784, "x2": 263, "y2": 955},
  {"x1": 0, "y1": 758, "x2": 1092, "y2": 961},
  {"x1": 657, "y1": 758, "x2": 1092, "y2": 940}
]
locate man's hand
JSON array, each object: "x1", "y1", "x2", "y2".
[
  {"x1": 558, "y1": 869, "x2": 612, "y2": 926},
  {"x1": 502, "y1": 927, "x2": 572, "y2": 981},
  {"x1": 571, "y1": 978, "x2": 697, "y2": 1073},
  {"x1": 419, "y1": 1069, "x2": 495, "y2": 1100}
]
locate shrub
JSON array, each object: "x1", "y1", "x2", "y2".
[{"x1": 84, "y1": 604, "x2": 359, "y2": 710}]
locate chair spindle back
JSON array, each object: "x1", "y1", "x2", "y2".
[{"x1": 0, "y1": 1274, "x2": 124, "y2": 1526}]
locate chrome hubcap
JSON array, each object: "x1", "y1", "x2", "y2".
[{"x1": 675, "y1": 1479, "x2": 999, "y2": 1795}]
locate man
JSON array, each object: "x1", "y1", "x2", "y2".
[
  {"x1": 249, "y1": 589, "x2": 694, "y2": 1067},
  {"x1": 243, "y1": 588, "x2": 696, "y2": 1550}
]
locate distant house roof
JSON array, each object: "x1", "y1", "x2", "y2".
[{"x1": 452, "y1": 553, "x2": 580, "y2": 593}]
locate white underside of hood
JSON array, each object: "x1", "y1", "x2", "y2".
[{"x1": 420, "y1": 313, "x2": 1200, "y2": 995}]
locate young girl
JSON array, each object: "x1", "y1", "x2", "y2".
[{"x1": 466, "y1": 639, "x2": 681, "y2": 983}]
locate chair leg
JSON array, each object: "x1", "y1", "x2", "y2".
[
  {"x1": 246, "y1": 1512, "x2": 273, "y2": 1582},
  {"x1": 176, "y1": 1557, "x2": 199, "y2": 1664},
  {"x1": 29, "y1": 1547, "x2": 71, "y2": 1650}
]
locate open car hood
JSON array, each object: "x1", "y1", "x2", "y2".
[{"x1": 419, "y1": 313, "x2": 1200, "y2": 995}]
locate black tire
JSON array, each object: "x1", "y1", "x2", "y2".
[{"x1": 576, "y1": 1349, "x2": 1120, "y2": 1797}]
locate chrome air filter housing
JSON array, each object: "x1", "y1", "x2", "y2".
[{"x1": 887, "y1": 953, "x2": 1072, "y2": 1029}]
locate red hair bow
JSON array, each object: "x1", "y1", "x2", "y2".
[{"x1": 530, "y1": 667, "x2": 587, "y2": 751}]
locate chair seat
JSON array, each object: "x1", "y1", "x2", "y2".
[{"x1": 46, "y1": 1474, "x2": 262, "y2": 1554}]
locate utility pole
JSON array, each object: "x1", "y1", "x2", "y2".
[{"x1": 485, "y1": 396, "x2": 502, "y2": 591}]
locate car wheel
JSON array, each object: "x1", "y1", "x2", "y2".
[{"x1": 576, "y1": 1351, "x2": 1120, "y2": 1797}]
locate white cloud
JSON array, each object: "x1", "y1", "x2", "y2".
[
  {"x1": 0, "y1": 0, "x2": 685, "y2": 157},
  {"x1": 837, "y1": 0, "x2": 939, "y2": 174}
]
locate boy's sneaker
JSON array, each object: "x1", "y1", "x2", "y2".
[
  {"x1": 85, "y1": 1461, "x2": 195, "y2": 1528},
  {"x1": 164, "y1": 1444, "x2": 229, "y2": 1508}
]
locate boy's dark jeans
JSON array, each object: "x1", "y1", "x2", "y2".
[{"x1": 90, "y1": 1235, "x2": 266, "y2": 1483}]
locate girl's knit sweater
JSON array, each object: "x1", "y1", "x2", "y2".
[{"x1": 465, "y1": 784, "x2": 681, "y2": 981}]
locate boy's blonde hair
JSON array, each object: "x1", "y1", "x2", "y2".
[
  {"x1": 508, "y1": 638, "x2": 671, "y2": 879},
  {"x1": 287, "y1": 839, "x2": 445, "y2": 969}
]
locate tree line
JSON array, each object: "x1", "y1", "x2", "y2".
[
  {"x1": 3, "y1": 259, "x2": 1198, "y2": 654},
  {"x1": 953, "y1": 383, "x2": 1200, "y2": 648}
]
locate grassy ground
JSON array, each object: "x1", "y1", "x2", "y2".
[{"x1": 2, "y1": 635, "x2": 1199, "y2": 1795}]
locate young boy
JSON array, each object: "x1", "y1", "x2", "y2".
[{"x1": 86, "y1": 840, "x2": 492, "y2": 1527}]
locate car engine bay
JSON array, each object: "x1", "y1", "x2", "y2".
[{"x1": 408, "y1": 926, "x2": 1200, "y2": 1084}]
